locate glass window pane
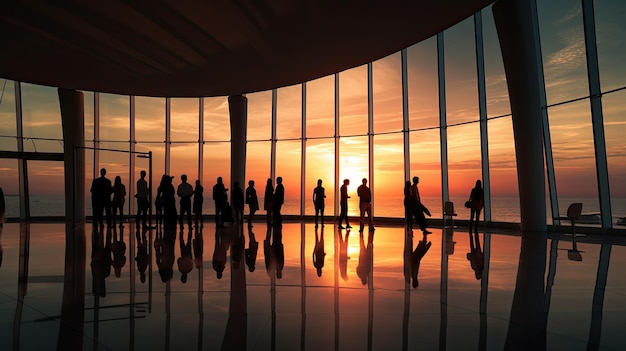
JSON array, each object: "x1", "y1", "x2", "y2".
[
  {"x1": 444, "y1": 18, "x2": 479, "y2": 125},
  {"x1": 595, "y1": 0, "x2": 626, "y2": 92},
  {"x1": 21, "y1": 83, "x2": 63, "y2": 152},
  {"x1": 602, "y1": 91, "x2": 626, "y2": 227},
  {"x1": 0, "y1": 159, "x2": 19, "y2": 218},
  {"x1": 373, "y1": 133, "x2": 404, "y2": 218},
  {"x1": 410, "y1": 130, "x2": 442, "y2": 218},
  {"x1": 247, "y1": 91, "x2": 272, "y2": 141},
  {"x1": 245, "y1": 141, "x2": 271, "y2": 214},
  {"x1": 84, "y1": 91, "x2": 94, "y2": 145},
  {"x1": 276, "y1": 84, "x2": 302, "y2": 140},
  {"x1": 488, "y1": 117, "x2": 520, "y2": 222},
  {"x1": 135, "y1": 142, "x2": 165, "y2": 204},
  {"x1": 170, "y1": 98, "x2": 198, "y2": 142},
  {"x1": 339, "y1": 136, "x2": 369, "y2": 218},
  {"x1": 306, "y1": 75, "x2": 335, "y2": 139},
  {"x1": 482, "y1": 6, "x2": 511, "y2": 118},
  {"x1": 136, "y1": 96, "x2": 165, "y2": 142},
  {"x1": 203, "y1": 96, "x2": 230, "y2": 141},
  {"x1": 448, "y1": 123, "x2": 482, "y2": 221},
  {"x1": 203, "y1": 142, "x2": 230, "y2": 216},
  {"x1": 99, "y1": 93, "x2": 129, "y2": 142},
  {"x1": 0, "y1": 80, "x2": 17, "y2": 151},
  {"x1": 537, "y1": 0, "x2": 588, "y2": 104},
  {"x1": 373, "y1": 53, "x2": 403, "y2": 133},
  {"x1": 305, "y1": 138, "x2": 335, "y2": 216},
  {"x1": 407, "y1": 37, "x2": 439, "y2": 129},
  {"x1": 28, "y1": 161, "x2": 65, "y2": 217},
  {"x1": 340, "y1": 65, "x2": 368, "y2": 136},
  {"x1": 276, "y1": 140, "x2": 301, "y2": 215}
]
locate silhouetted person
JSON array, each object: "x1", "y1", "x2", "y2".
[
  {"x1": 111, "y1": 227, "x2": 127, "y2": 278},
  {"x1": 178, "y1": 174, "x2": 194, "y2": 230},
  {"x1": 232, "y1": 181, "x2": 244, "y2": 225},
  {"x1": 112, "y1": 176, "x2": 126, "y2": 228},
  {"x1": 0, "y1": 186, "x2": 6, "y2": 227},
  {"x1": 468, "y1": 180, "x2": 484, "y2": 234},
  {"x1": 411, "y1": 231, "x2": 432, "y2": 288},
  {"x1": 357, "y1": 231, "x2": 373, "y2": 285},
  {"x1": 313, "y1": 227, "x2": 326, "y2": 277},
  {"x1": 313, "y1": 179, "x2": 326, "y2": 228},
  {"x1": 410, "y1": 176, "x2": 431, "y2": 234},
  {"x1": 357, "y1": 178, "x2": 374, "y2": 232},
  {"x1": 264, "y1": 178, "x2": 274, "y2": 225},
  {"x1": 135, "y1": 228, "x2": 149, "y2": 283},
  {"x1": 404, "y1": 181, "x2": 412, "y2": 229},
  {"x1": 193, "y1": 180, "x2": 204, "y2": 227},
  {"x1": 338, "y1": 179, "x2": 352, "y2": 229},
  {"x1": 90, "y1": 168, "x2": 113, "y2": 228},
  {"x1": 178, "y1": 228, "x2": 193, "y2": 283},
  {"x1": 213, "y1": 177, "x2": 228, "y2": 228},
  {"x1": 136, "y1": 170, "x2": 149, "y2": 230},
  {"x1": 245, "y1": 180, "x2": 259, "y2": 226},
  {"x1": 339, "y1": 230, "x2": 350, "y2": 281},
  {"x1": 155, "y1": 225, "x2": 176, "y2": 282},
  {"x1": 213, "y1": 230, "x2": 227, "y2": 279},
  {"x1": 245, "y1": 225, "x2": 258, "y2": 272},
  {"x1": 273, "y1": 177, "x2": 284, "y2": 226},
  {"x1": 467, "y1": 232, "x2": 484, "y2": 280}
]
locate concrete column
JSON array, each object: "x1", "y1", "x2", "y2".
[
  {"x1": 493, "y1": 0, "x2": 547, "y2": 233},
  {"x1": 229, "y1": 95, "x2": 248, "y2": 193},
  {"x1": 58, "y1": 88, "x2": 85, "y2": 224}
]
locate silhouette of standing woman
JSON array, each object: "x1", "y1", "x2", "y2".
[
  {"x1": 193, "y1": 180, "x2": 204, "y2": 227},
  {"x1": 112, "y1": 176, "x2": 126, "y2": 228},
  {"x1": 313, "y1": 179, "x2": 326, "y2": 228},
  {"x1": 273, "y1": 177, "x2": 284, "y2": 225},
  {"x1": 264, "y1": 178, "x2": 274, "y2": 225},
  {"x1": 338, "y1": 179, "x2": 351, "y2": 229},
  {"x1": 245, "y1": 180, "x2": 259, "y2": 226},
  {"x1": 468, "y1": 180, "x2": 484, "y2": 234}
]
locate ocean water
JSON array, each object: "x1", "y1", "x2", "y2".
[{"x1": 4, "y1": 194, "x2": 626, "y2": 226}]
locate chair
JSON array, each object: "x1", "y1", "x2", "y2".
[
  {"x1": 554, "y1": 203, "x2": 583, "y2": 237},
  {"x1": 443, "y1": 201, "x2": 457, "y2": 228}
]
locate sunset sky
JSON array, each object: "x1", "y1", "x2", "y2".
[{"x1": 0, "y1": 2, "x2": 625, "y2": 217}]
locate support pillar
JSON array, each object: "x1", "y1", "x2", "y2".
[
  {"x1": 58, "y1": 88, "x2": 85, "y2": 224},
  {"x1": 493, "y1": 0, "x2": 547, "y2": 233},
  {"x1": 229, "y1": 95, "x2": 248, "y2": 194}
]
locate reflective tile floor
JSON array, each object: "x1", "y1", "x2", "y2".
[{"x1": 1, "y1": 221, "x2": 626, "y2": 350}]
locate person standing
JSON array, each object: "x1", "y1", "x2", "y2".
[
  {"x1": 245, "y1": 180, "x2": 259, "y2": 226},
  {"x1": 313, "y1": 179, "x2": 326, "y2": 228},
  {"x1": 468, "y1": 180, "x2": 484, "y2": 234},
  {"x1": 111, "y1": 176, "x2": 126, "y2": 228},
  {"x1": 135, "y1": 170, "x2": 149, "y2": 230},
  {"x1": 212, "y1": 177, "x2": 228, "y2": 228},
  {"x1": 337, "y1": 179, "x2": 352, "y2": 229},
  {"x1": 232, "y1": 181, "x2": 245, "y2": 225},
  {"x1": 193, "y1": 180, "x2": 204, "y2": 227},
  {"x1": 264, "y1": 178, "x2": 274, "y2": 225},
  {"x1": 410, "y1": 176, "x2": 431, "y2": 234},
  {"x1": 177, "y1": 174, "x2": 194, "y2": 230},
  {"x1": 90, "y1": 168, "x2": 112, "y2": 228},
  {"x1": 161, "y1": 175, "x2": 177, "y2": 226},
  {"x1": 357, "y1": 178, "x2": 374, "y2": 231},
  {"x1": 273, "y1": 177, "x2": 285, "y2": 226}
]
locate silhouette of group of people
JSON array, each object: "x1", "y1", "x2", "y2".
[{"x1": 337, "y1": 177, "x2": 375, "y2": 232}]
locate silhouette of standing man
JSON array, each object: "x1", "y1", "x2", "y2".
[
  {"x1": 135, "y1": 170, "x2": 149, "y2": 230},
  {"x1": 313, "y1": 179, "x2": 326, "y2": 228},
  {"x1": 177, "y1": 174, "x2": 194, "y2": 230},
  {"x1": 213, "y1": 177, "x2": 228, "y2": 228},
  {"x1": 338, "y1": 179, "x2": 352, "y2": 229},
  {"x1": 273, "y1": 177, "x2": 284, "y2": 226},
  {"x1": 357, "y1": 178, "x2": 374, "y2": 232},
  {"x1": 91, "y1": 168, "x2": 112, "y2": 228},
  {"x1": 410, "y1": 176, "x2": 431, "y2": 234}
]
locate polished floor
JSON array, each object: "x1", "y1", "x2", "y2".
[{"x1": 0, "y1": 219, "x2": 625, "y2": 350}]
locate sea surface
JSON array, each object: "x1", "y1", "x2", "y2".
[{"x1": 4, "y1": 195, "x2": 626, "y2": 226}]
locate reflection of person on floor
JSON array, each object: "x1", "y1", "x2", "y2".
[
  {"x1": 193, "y1": 180, "x2": 204, "y2": 228},
  {"x1": 466, "y1": 232, "x2": 484, "y2": 280},
  {"x1": 231, "y1": 228, "x2": 245, "y2": 270},
  {"x1": 155, "y1": 226, "x2": 176, "y2": 282},
  {"x1": 410, "y1": 231, "x2": 432, "y2": 288},
  {"x1": 245, "y1": 225, "x2": 258, "y2": 272},
  {"x1": 178, "y1": 228, "x2": 193, "y2": 283},
  {"x1": 410, "y1": 176, "x2": 431, "y2": 234},
  {"x1": 264, "y1": 224, "x2": 284, "y2": 279},
  {"x1": 357, "y1": 178, "x2": 374, "y2": 232},
  {"x1": 313, "y1": 179, "x2": 326, "y2": 228},
  {"x1": 90, "y1": 168, "x2": 112, "y2": 228},
  {"x1": 357, "y1": 231, "x2": 373, "y2": 285},
  {"x1": 245, "y1": 180, "x2": 259, "y2": 226},
  {"x1": 111, "y1": 176, "x2": 126, "y2": 228},
  {"x1": 193, "y1": 226, "x2": 204, "y2": 270},
  {"x1": 468, "y1": 180, "x2": 484, "y2": 234},
  {"x1": 90, "y1": 227, "x2": 110, "y2": 297},
  {"x1": 313, "y1": 227, "x2": 326, "y2": 277},
  {"x1": 135, "y1": 228, "x2": 149, "y2": 283},
  {"x1": 111, "y1": 227, "x2": 127, "y2": 278},
  {"x1": 213, "y1": 230, "x2": 227, "y2": 279},
  {"x1": 339, "y1": 230, "x2": 350, "y2": 281}
]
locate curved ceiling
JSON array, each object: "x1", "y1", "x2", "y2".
[{"x1": 0, "y1": 1, "x2": 495, "y2": 97}]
